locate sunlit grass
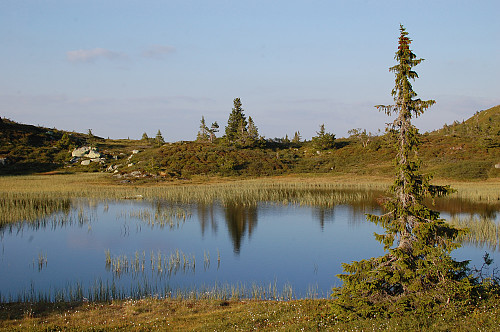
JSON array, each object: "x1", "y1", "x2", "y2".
[{"x1": 1, "y1": 295, "x2": 499, "y2": 331}]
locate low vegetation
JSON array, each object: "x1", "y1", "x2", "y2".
[
  {"x1": 1, "y1": 296, "x2": 500, "y2": 331},
  {"x1": 1, "y1": 105, "x2": 499, "y2": 179}
]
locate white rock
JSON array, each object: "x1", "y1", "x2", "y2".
[
  {"x1": 72, "y1": 146, "x2": 91, "y2": 157},
  {"x1": 132, "y1": 150, "x2": 139, "y2": 154},
  {"x1": 81, "y1": 160, "x2": 91, "y2": 166},
  {"x1": 72, "y1": 146, "x2": 102, "y2": 158},
  {"x1": 495, "y1": 163, "x2": 500, "y2": 169},
  {"x1": 86, "y1": 149, "x2": 101, "y2": 159}
]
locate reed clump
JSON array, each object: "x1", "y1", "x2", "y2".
[
  {"x1": 2, "y1": 279, "x2": 305, "y2": 303},
  {"x1": 105, "y1": 249, "x2": 198, "y2": 278},
  {"x1": 447, "y1": 216, "x2": 500, "y2": 250},
  {"x1": 127, "y1": 207, "x2": 191, "y2": 229}
]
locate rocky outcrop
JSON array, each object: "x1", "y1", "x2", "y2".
[
  {"x1": 72, "y1": 146, "x2": 105, "y2": 166},
  {"x1": 72, "y1": 146, "x2": 102, "y2": 158}
]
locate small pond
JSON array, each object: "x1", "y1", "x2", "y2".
[{"x1": 0, "y1": 192, "x2": 498, "y2": 301}]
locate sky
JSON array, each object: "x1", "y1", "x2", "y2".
[{"x1": 1, "y1": 1, "x2": 499, "y2": 141}]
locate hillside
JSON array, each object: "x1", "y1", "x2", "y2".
[{"x1": 1, "y1": 105, "x2": 499, "y2": 180}]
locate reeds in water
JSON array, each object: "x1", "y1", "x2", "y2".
[
  {"x1": 2, "y1": 278, "x2": 314, "y2": 303},
  {"x1": 127, "y1": 207, "x2": 191, "y2": 229},
  {"x1": 447, "y1": 216, "x2": 500, "y2": 250},
  {"x1": 105, "y1": 249, "x2": 197, "y2": 277}
]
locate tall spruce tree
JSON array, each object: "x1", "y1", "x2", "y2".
[
  {"x1": 225, "y1": 98, "x2": 247, "y2": 142},
  {"x1": 332, "y1": 25, "x2": 471, "y2": 318}
]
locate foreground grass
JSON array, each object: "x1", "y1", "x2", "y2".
[{"x1": 1, "y1": 297, "x2": 500, "y2": 331}]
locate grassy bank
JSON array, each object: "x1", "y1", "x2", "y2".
[
  {"x1": 1, "y1": 296, "x2": 500, "y2": 331},
  {"x1": 0, "y1": 172, "x2": 498, "y2": 202}
]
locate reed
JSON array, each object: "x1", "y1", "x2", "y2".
[
  {"x1": 32, "y1": 252, "x2": 47, "y2": 272},
  {"x1": 447, "y1": 216, "x2": 500, "y2": 250},
  {"x1": 127, "y1": 207, "x2": 191, "y2": 229},
  {"x1": 1, "y1": 279, "x2": 318, "y2": 303},
  {"x1": 105, "y1": 249, "x2": 197, "y2": 278}
]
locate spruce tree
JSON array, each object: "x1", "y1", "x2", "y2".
[
  {"x1": 225, "y1": 98, "x2": 247, "y2": 142},
  {"x1": 155, "y1": 130, "x2": 165, "y2": 147},
  {"x1": 209, "y1": 121, "x2": 219, "y2": 143},
  {"x1": 312, "y1": 124, "x2": 335, "y2": 150},
  {"x1": 197, "y1": 116, "x2": 210, "y2": 142},
  {"x1": 243, "y1": 116, "x2": 259, "y2": 146},
  {"x1": 332, "y1": 25, "x2": 471, "y2": 318},
  {"x1": 292, "y1": 131, "x2": 301, "y2": 143}
]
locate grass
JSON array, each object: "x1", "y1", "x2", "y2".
[{"x1": 1, "y1": 296, "x2": 500, "y2": 331}]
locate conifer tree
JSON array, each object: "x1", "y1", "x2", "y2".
[
  {"x1": 332, "y1": 25, "x2": 471, "y2": 318},
  {"x1": 292, "y1": 131, "x2": 301, "y2": 143},
  {"x1": 155, "y1": 130, "x2": 165, "y2": 147},
  {"x1": 209, "y1": 121, "x2": 219, "y2": 143},
  {"x1": 245, "y1": 116, "x2": 259, "y2": 144},
  {"x1": 197, "y1": 116, "x2": 210, "y2": 142},
  {"x1": 141, "y1": 132, "x2": 149, "y2": 141},
  {"x1": 312, "y1": 124, "x2": 335, "y2": 150},
  {"x1": 225, "y1": 98, "x2": 247, "y2": 142}
]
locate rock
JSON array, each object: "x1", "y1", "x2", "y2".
[
  {"x1": 72, "y1": 146, "x2": 102, "y2": 158},
  {"x1": 87, "y1": 149, "x2": 101, "y2": 159},
  {"x1": 132, "y1": 150, "x2": 139, "y2": 154},
  {"x1": 91, "y1": 158, "x2": 106, "y2": 164},
  {"x1": 72, "y1": 146, "x2": 90, "y2": 157},
  {"x1": 81, "y1": 160, "x2": 91, "y2": 166},
  {"x1": 0, "y1": 157, "x2": 7, "y2": 166},
  {"x1": 69, "y1": 157, "x2": 80, "y2": 163},
  {"x1": 128, "y1": 163, "x2": 135, "y2": 167},
  {"x1": 495, "y1": 163, "x2": 500, "y2": 169},
  {"x1": 130, "y1": 171, "x2": 142, "y2": 177}
]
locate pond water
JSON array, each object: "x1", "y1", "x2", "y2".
[{"x1": 0, "y1": 194, "x2": 498, "y2": 301}]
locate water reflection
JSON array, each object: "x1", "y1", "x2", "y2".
[
  {"x1": 197, "y1": 203, "x2": 218, "y2": 236},
  {"x1": 223, "y1": 203, "x2": 258, "y2": 254}
]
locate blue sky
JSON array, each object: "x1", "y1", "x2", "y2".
[{"x1": 1, "y1": 1, "x2": 499, "y2": 141}]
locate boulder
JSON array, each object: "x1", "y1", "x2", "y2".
[
  {"x1": 72, "y1": 146, "x2": 90, "y2": 157},
  {"x1": 81, "y1": 160, "x2": 91, "y2": 166},
  {"x1": 72, "y1": 146, "x2": 102, "y2": 159},
  {"x1": 495, "y1": 163, "x2": 500, "y2": 169},
  {"x1": 87, "y1": 149, "x2": 101, "y2": 158},
  {"x1": 132, "y1": 150, "x2": 139, "y2": 154},
  {"x1": 91, "y1": 158, "x2": 106, "y2": 164},
  {"x1": 0, "y1": 157, "x2": 7, "y2": 166}
]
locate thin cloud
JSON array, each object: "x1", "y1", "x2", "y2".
[
  {"x1": 66, "y1": 48, "x2": 124, "y2": 63},
  {"x1": 142, "y1": 45, "x2": 176, "y2": 59}
]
